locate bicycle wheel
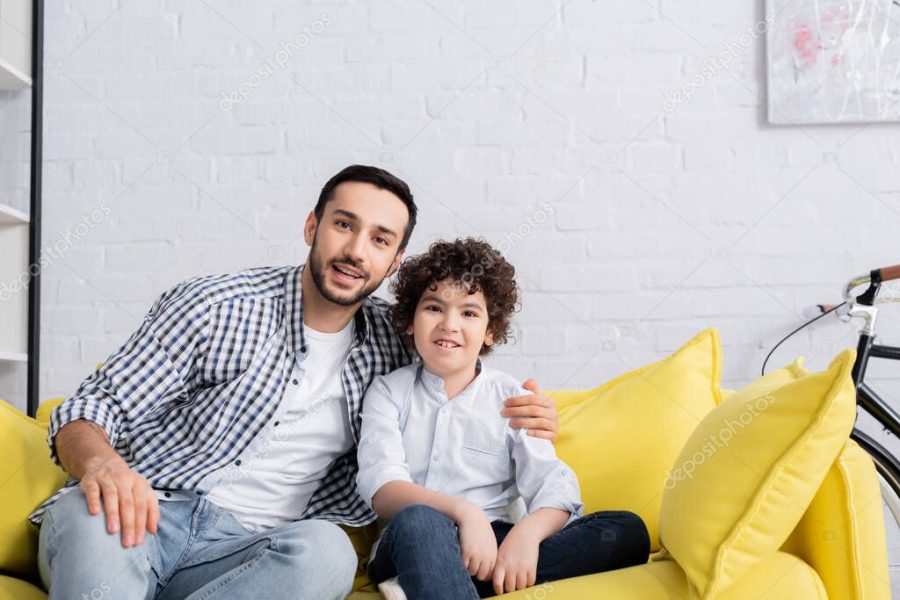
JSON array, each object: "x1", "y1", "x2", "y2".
[{"x1": 851, "y1": 428, "x2": 900, "y2": 539}]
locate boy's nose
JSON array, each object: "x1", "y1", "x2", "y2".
[{"x1": 440, "y1": 317, "x2": 460, "y2": 332}]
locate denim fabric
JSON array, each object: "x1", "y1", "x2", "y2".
[
  {"x1": 37, "y1": 489, "x2": 357, "y2": 600},
  {"x1": 368, "y1": 504, "x2": 650, "y2": 599}
]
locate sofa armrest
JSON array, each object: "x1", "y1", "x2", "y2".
[{"x1": 781, "y1": 439, "x2": 891, "y2": 600}]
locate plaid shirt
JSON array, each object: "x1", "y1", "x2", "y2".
[{"x1": 29, "y1": 265, "x2": 411, "y2": 526}]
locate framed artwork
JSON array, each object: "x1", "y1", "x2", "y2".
[{"x1": 767, "y1": 0, "x2": 900, "y2": 124}]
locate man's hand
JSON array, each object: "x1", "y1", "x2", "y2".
[
  {"x1": 55, "y1": 420, "x2": 159, "y2": 548},
  {"x1": 492, "y1": 528, "x2": 541, "y2": 595},
  {"x1": 502, "y1": 379, "x2": 560, "y2": 441},
  {"x1": 80, "y1": 457, "x2": 159, "y2": 548},
  {"x1": 455, "y1": 501, "x2": 498, "y2": 582}
]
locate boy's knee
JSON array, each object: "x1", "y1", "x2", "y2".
[
  {"x1": 391, "y1": 504, "x2": 453, "y2": 537},
  {"x1": 606, "y1": 511, "x2": 650, "y2": 560}
]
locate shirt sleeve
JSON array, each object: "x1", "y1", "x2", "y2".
[
  {"x1": 48, "y1": 279, "x2": 211, "y2": 467},
  {"x1": 508, "y1": 410, "x2": 584, "y2": 518},
  {"x1": 356, "y1": 374, "x2": 413, "y2": 509}
]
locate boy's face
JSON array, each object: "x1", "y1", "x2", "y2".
[
  {"x1": 408, "y1": 278, "x2": 494, "y2": 379},
  {"x1": 304, "y1": 181, "x2": 408, "y2": 307}
]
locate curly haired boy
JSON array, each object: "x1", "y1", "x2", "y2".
[{"x1": 356, "y1": 238, "x2": 650, "y2": 600}]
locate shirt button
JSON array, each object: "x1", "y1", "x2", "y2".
[
  {"x1": 164, "y1": 492, "x2": 172, "y2": 499},
  {"x1": 292, "y1": 379, "x2": 299, "y2": 385},
  {"x1": 196, "y1": 490, "x2": 203, "y2": 495},
  {"x1": 274, "y1": 421, "x2": 280, "y2": 427},
  {"x1": 235, "y1": 460, "x2": 242, "y2": 466},
  {"x1": 433, "y1": 455, "x2": 440, "y2": 462}
]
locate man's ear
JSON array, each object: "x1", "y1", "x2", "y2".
[
  {"x1": 303, "y1": 211, "x2": 317, "y2": 246},
  {"x1": 387, "y1": 249, "x2": 405, "y2": 277}
]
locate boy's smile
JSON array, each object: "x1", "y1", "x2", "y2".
[{"x1": 409, "y1": 278, "x2": 495, "y2": 396}]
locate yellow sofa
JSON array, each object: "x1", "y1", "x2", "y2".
[{"x1": 1, "y1": 333, "x2": 890, "y2": 599}]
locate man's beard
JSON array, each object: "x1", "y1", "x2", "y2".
[{"x1": 308, "y1": 233, "x2": 383, "y2": 307}]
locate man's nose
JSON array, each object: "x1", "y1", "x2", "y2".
[{"x1": 343, "y1": 233, "x2": 366, "y2": 264}]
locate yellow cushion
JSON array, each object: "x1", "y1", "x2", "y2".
[
  {"x1": 0, "y1": 400, "x2": 67, "y2": 581},
  {"x1": 550, "y1": 328, "x2": 722, "y2": 552},
  {"x1": 34, "y1": 398, "x2": 63, "y2": 426},
  {"x1": 340, "y1": 523, "x2": 380, "y2": 593},
  {"x1": 659, "y1": 350, "x2": 857, "y2": 597},
  {"x1": 0, "y1": 574, "x2": 47, "y2": 600}
]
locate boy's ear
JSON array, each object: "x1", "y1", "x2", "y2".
[
  {"x1": 303, "y1": 211, "x2": 317, "y2": 246},
  {"x1": 405, "y1": 323, "x2": 414, "y2": 335},
  {"x1": 484, "y1": 330, "x2": 494, "y2": 346}
]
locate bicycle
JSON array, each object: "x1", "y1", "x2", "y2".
[{"x1": 763, "y1": 263, "x2": 900, "y2": 536}]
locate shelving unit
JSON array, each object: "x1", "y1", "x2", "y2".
[
  {"x1": 0, "y1": 0, "x2": 42, "y2": 416},
  {"x1": 0, "y1": 204, "x2": 30, "y2": 364},
  {"x1": 0, "y1": 0, "x2": 32, "y2": 89}
]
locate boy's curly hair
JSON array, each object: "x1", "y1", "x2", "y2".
[{"x1": 390, "y1": 238, "x2": 519, "y2": 356}]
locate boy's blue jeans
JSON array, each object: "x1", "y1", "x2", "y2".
[
  {"x1": 37, "y1": 488, "x2": 357, "y2": 600},
  {"x1": 368, "y1": 504, "x2": 651, "y2": 599}
]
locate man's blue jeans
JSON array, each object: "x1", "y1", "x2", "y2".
[
  {"x1": 368, "y1": 505, "x2": 651, "y2": 599},
  {"x1": 37, "y1": 489, "x2": 357, "y2": 600}
]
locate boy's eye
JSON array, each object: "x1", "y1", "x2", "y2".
[
  {"x1": 424, "y1": 305, "x2": 441, "y2": 312},
  {"x1": 463, "y1": 310, "x2": 478, "y2": 317}
]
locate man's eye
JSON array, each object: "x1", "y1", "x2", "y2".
[
  {"x1": 374, "y1": 237, "x2": 389, "y2": 246},
  {"x1": 336, "y1": 220, "x2": 351, "y2": 229}
]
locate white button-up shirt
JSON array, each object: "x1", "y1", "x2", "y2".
[{"x1": 356, "y1": 362, "x2": 583, "y2": 523}]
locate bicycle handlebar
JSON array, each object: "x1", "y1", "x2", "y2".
[
  {"x1": 879, "y1": 264, "x2": 900, "y2": 282},
  {"x1": 843, "y1": 263, "x2": 900, "y2": 305}
]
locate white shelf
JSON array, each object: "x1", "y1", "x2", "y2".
[
  {"x1": 0, "y1": 213, "x2": 28, "y2": 359},
  {"x1": 0, "y1": 202, "x2": 29, "y2": 225},
  {"x1": 0, "y1": 0, "x2": 32, "y2": 90},
  {"x1": 0, "y1": 351, "x2": 27, "y2": 362},
  {"x1": 0, "y1": 57, "x2": 30, "y2": 89}
]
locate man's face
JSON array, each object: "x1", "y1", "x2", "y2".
[{"x1": 305, "y1": 181, "x2": 409, "y2": 307}]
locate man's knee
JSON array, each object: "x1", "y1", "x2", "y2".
[
  {"x1": 275, "y1": 520, "x2": 356, "y2": 592},
  {"x1": 41, "y1": 488, "x2": 132, "y2": 553},
  {"x1": 39, "y1": 489, "x2": 155, "y2": 597}
]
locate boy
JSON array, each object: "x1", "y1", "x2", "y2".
[{"x1": 356, "y1": 238, "x2": 650, "y2": 599}]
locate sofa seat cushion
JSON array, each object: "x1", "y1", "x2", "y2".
[{"x1": 496, "y1": 551, "x2": 824, "y2": 599}]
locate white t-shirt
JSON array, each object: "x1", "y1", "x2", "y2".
[{"x1": 206, "y1": 320, "x2": 356, "y2": 531}]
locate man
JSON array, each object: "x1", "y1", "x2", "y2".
[{"x1": 33, "y1": 165, "x2": 560, "y2": 599}]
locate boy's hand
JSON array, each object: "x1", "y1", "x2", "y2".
[
  {"x1": 503, "y1": 379, "x2": 560, "y2": 441},
  {"x1": 456, "y1": 501, "x2": 498, "y2": 581},
  {"x1": 493, "y1": 528, "x2": 541, "y2": 595}
]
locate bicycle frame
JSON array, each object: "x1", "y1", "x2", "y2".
[{"x1": 853, "y1": 332, "x2": 900, "y2": 438}]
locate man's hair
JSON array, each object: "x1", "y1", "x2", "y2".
[
  {"x1": 390, "y1": 238, "x2": 519, "y2": 356},
  {"x1": 315, "y1": 165, "x2": 417, "y2": 250}
]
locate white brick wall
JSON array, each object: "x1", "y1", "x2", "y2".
[{"x1": 31, "y1": 0, "x2": 900, "y2": 400}]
